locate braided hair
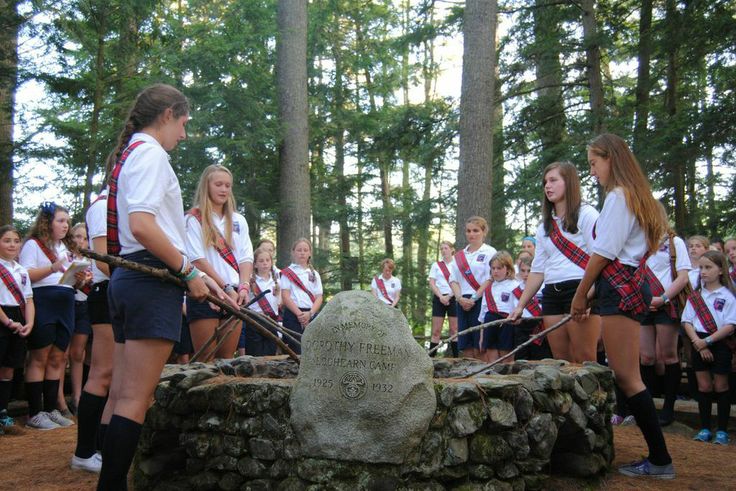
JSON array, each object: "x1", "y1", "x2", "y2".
[{"x1": 105, "y1": 84, "x2": 189, "y2": 181}]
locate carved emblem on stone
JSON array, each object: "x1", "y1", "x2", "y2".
[{"x1": 339, "y1": 371, "x2": 366, "y2": 400}]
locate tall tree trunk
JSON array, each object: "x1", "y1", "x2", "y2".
[
  {"x1": 491, "y1": 26, "x2": 506, "y2": 249},
  {"x1": 400, "y1": 0, "x2": 413, "y2": 317},
  {"x1": 664, "y1": 0, "x2": 685, "y2": 233},
  {"x1": 456, "y1": 0, "x2": 497, "y2": 248},
  {"x1": 83, "y1": 11, "x2": 107, "y2": 209},
  {"x1": 276, "y1": 0, "x2": 310, "y2": 267},
  {"x1": 379, "y1": 163, "x2": 394, "y2": 257},
  {"x1": 0, "y1": 0, "x2": 20, "y2": 225},
  {"x1": 632, "y1": 0, "x2": 653, "y2": 162},
  {"x1": 705, "y1": 143, "x2": 716, "y2": 236},
  {"x1": 581, "y1": 0, "x2": 606, "y2": 135}
]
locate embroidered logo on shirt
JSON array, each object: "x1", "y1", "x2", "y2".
[
  {"x1": 233, "y1": 222, "x2": 240, "y2": 234},
  {"x1": 714, "y1": 298, "x2": 725, "y2": 312},
  {"x1": 390, "y1": 282, "x2": 395, "y2": 288},
  {"x1": 477, "y1": 255, "x2": 486, "y2": 262},
  {"x1": 21, "y1": 274, "x2": 27, "y2": 286},
  {"x1": 308, "y1": 272, "x2": 316, "y2": 283},
  {"x1": 501, "y1": 292, "x2": 510, "y2": 302}
]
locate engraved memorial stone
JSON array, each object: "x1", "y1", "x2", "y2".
[{"x1": 290, "y1": 290, "x2": 436, "y2": 464}]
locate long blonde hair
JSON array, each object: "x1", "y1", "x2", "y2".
[
  {"x1": 292, "y1": 237, "x2": 315, "y2": 274},
  {"x1": 587, "y1": 133, "x2": 667, "y2": 253},
  {"x1": 192, "y1": 165, "x2": 236, "y2": 249},
  {"x1": 251, "y1": 247, "x2": 280, "y2": 296}
]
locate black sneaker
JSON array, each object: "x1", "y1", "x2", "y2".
[{"x1": 618, "y1": 458, "x2": 675, "y2": 479}]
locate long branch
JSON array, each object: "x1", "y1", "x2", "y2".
[{"x1": 428, "y1": 316, "x2": 543, "y2": 355}]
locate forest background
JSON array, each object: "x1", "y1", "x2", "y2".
[{"x1": 0, "y1": 0, "x2": 734, "y2": 334}]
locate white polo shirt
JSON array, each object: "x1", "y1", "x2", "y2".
[
  {"x1": 689, "y1": 268, "x2": 701, "y2": 289},
  {"x1": 510, "y1": 281, "x2": 536, "y2": 318},
  {"x1": 0, "y1": 258, "x2": 33, "y2": 305},
  {"x1": 592, "y1": 187, "x2": 647, "y2": 267},
  {"x1": 478, "y1": 278, "x2": 519, "y2": 322},
  {"x1": 531, "y1": 204, "x2": 599, "y2": 283},
  {"x1": 371, "y1": 274, "x2": 402, "y2": 305},
  {"x1": 681, "y1": 286, "x2": 736, "y2": 334},
  {"x1": 114, "y1": 133, "x2": 186, "y2": 255},
  {"x1": 450, "y1": 243, "x2": 497, "y2": 295},
  {"x1": 86, "y1": 191, "x2": 110, "y2": 284},
  {"x1": 185, "y1": 211, "x2": 254, "y2": 285},
  {"x1": 248, "y1": 274, "x2": 280, "y2": 316},
  {"x1": 429, "y1": 259, "x2": 455, "y2": 296},
  {"x1": 279, "y1": 263, "x2": 323, "y2": 309},
  {"x1": 645, "y1": 235, "x2": 691, "y2": 289},
  {"x1": 19, "y1": 240, "x2": 73, "y2": 289}
]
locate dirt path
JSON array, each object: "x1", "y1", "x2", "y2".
[{"x1": 1, "y1": 418, "x2": 733, "y2": 490}]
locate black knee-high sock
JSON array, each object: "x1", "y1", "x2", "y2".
[
  {"x1": 428, "y1": 342, "x2": 438, "y2": 357},
  {"x1": 450, "y1": 342, "x2": 459, "y2": 358},
  {"x1": 627, "y1": 389, "x2": 671, "y2": 465},
  {"x1": 698, "y1": 390, "x2": 713, "y2": 430},
  {"x1": 43, "y1": 379, "x2": 60, "y2": 413},
  {"x1": 615, "y1": 383, "x2": 629, "y2": 417},
  {"x1": 75, "y1": 391, "x2": 107, "y2": 458},
  {"x1": 97, "y1": 415, "x2": 141, "y2": 491},
  {"x1": 97, "y1": 423, "x2": 108, "y2": 452},
  {"x1": 82, "y1": 363, "x2": 91, "y2": 388},
  {"x1": 0, "y1": 379, "x2": 12, "y2": 412},
  {"x1": 715, "y1": 390, "x2": 730, "y2": 432},
  {"x1": 25, "y1": 381, "x2": 43, "y2": 417},
  {"x1": 661, "y1": 363, "x2": 681, "y2": 418},
  {"x1": 640, "y1": 364, "x2": 657, "y2": 395}
]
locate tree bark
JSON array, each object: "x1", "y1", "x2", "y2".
[
  {"x1": 664, "y1": 0, "x2": 685, "y2": 233},
  {"x1": 83, "y1": 8, "x2": 107, "y2": 209},
  {"x1": 0, "y1": 0, "x2": 20, "y2": 225},
  {"x1": 581, "y1": 0, "x2": 606, "y2": 135},
  {"x1": 276, "y1": 0, "x2": 310, "y2": 267},
  {"x1": 632, "y1": 0, "x2": 653, "y2": 161},
  {"x1": 456, "y1": 0, "x2": 497, "y2": 248}
]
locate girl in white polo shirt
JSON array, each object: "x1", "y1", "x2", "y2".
[
  {"x1": 509, "y1": 161, "x2": 600, "y2": 363},
  {"x1": 428, "y1": 241, "x2": 458, "y2": 357},
  {"x1": 98, "y1": 84, "x2": 232, "y2": 488},
  {"x1": 0, "y1": 225, "x2": 34, "y2": 431},
  {"x1": 571, "y1": 133, "x2": 674, "y2": 479},
  {"x1": 245, "y1": 247, "x2": 281, "y2": 356},
  {"x1": 371, "y1": 258, "x2": 401, "y2": 308},
  {"x1": 19, "y1": 202, "x2": 76, "y2": 430},
  {"x1": 185, "y1": 164, "x2": 254, "y2": 360},
  {"x1": 279, "y1": 238, "x2": 323, "y2": 355},
  {"x1": 450, "y1": 216, "x2": 497, "y2": 360}
]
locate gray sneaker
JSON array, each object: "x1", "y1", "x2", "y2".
[
  {"x1": 618, "y1": 458, "x2": 675, "y2": 479},
  {"x1": 26, "y1": 411, "x2": 61, "y2": 430},
  {"x1": 70, "y1": 452, "x2": 102, "y2": 473},
  {"x1": 48, "y1": 409, "x2": 75, "y2": 427}
]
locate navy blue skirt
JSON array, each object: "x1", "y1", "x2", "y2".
[{"x1": 28, "y1": 286, "x2": 75, "y2": 351}]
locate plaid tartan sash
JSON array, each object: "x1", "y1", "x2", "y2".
[
  {"x1": 483, "y1": 283, "x2": 507, "y2": 317},
  {"x1": 512, "y1": 286, "x2": 542, "y2": 316},
  {"x1": 600, "y1": 255, "x2": 650, "y2": 316},
  {"x1": 281, "y1": 267, "x2": 316, "y2": 303},
  {"x1": 689, "y1": 290, "x2": 736, "y2": 352},
  {"x1": 374, "y1": 276, "x2": 393, "y2": 303},
  {"x1": 643, "y1": 265, "x2": 677, "y2": 318},
  {"x1": 34, "y1": 238, "x2": 58, "y2": 264},
  {"x1": 0, "y1": 262, "x2": 25, "y2": 317},
  {"x1": 437, "y1": 261, "x2": 451, "y2": 283},
  {"x1": 455, "y1": 250, "x2": 481, "y2": 291},
  {"x1": 106, "y1": 141, "x2": 145, "y2": 256},
  {"x1": 251, "y1": 279, "x2": 280, "y2": 321},
  {"x1": 549, "y1": 219, "x2": 589, "y2": 269},
  {"x1": 730, "y1": 268, "x2": 736, "y2": 282},
  {"x1": 187, "y1": 208, "x2": 239, "y2": 273}
]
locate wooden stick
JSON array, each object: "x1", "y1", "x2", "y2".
[
  {"x1": 460, "y1": 314, "x2": 573, "y2": 378},
  {"x1": 427, "y1": 316, "x2": 544, "y2": 356},
  {"x1": 190, "y1": 316, "x2": 239, "y2": 363},
  {"x1": 80, "y1": 248, "x2": 300, "y2": 362}
]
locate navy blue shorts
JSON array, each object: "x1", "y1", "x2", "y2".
[
  {"x1": 87, "y1": 281, "x2": 111, "y2": 325},
  {"x1": 74, "y1": 300, "x2": 92, "y2": 335},
  {"x1": 28, "y1": 286, "x2": 75, "y2": 351},
  {"x1": 482, "y1": 311, "x2": 514, "y2": 350},
  {"x1": 456, "y1": 295, "x2": 482, "y2": 351},
  {"x1": 432, "y1": 294, "x2": 457, "y2": 318},
  {"x1": 691, "y1": 332, "x2": 733, "y2": 374},
  {"x1": 186, "y1": 295, "x2": 225, "y2": 322},
  {"x1": 243, "y1": 318, "x2": 278, "y2": 356},
  {"x1": 640, "y1": 308, "x2": 677, "y2": 326},
  {"x1": 172, "y1": 315, "x2": 194, "y2": 355},
  {"x1": 0, "y1": 306, "x2": 26, "y2": 368},
  {"x1": 283, "y1": 308, "x2": 310, "y2": 355},
  {"x1": 108, "y1": 251, "x2": 184, "y2": 344},
  {"x1": 595, "y1": 269, "x2": 652, "y2": 322}
]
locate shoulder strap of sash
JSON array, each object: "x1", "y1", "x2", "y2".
[
  {"x1": 251, "y1": 279, "x2": 279, "y2": 320},
  {"x1": 455, "y1": 249, "x2": 481, "y2": 291},
  {"x1": 106, "y1": 140, "x2": 146, "y2": 256},
  {"x1": 437, "y1": 261, "x2": 451, "y2": 283},
  {"x1": 549, "y1": 219, "x2": 589, "y2": 269},
  {"x1": 512, "y1": 286, "x2": 542, "y2": 317},
  {"x1": 483, "y1": 283, "x2": 500, "y2": 315},
  {"x1": 281, "y1": 267, "x2": 316, "y2": 303},
  {"x1": 374, "y1": 276, "x2": 393, "y2": 303},
  {"x1": 187, "y1": 208, "x2": 239, "y2": 273},
  {"x1": 0, "y1": 262, "x2": 26, "y2": 317},
  {"x1": 34, "y1": 238, "x2": 58, "y2": 264},
  {"x1": 689, "y1": 290, "x2": 719, "y2": 335}
]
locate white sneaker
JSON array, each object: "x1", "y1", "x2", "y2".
[
  {"x1": 26, "y1": 411, "x2": 61, "y2": 430},
  {"x1": 70, "y1": 452, "x2": 102, "y2": 473},
  {"x1": 48, "y1": 409, "x2": 75, "y2": 427}
]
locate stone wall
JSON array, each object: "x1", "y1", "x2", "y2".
[{"x1": 133, "y1": 357, "x2": 615, "y2": 490}]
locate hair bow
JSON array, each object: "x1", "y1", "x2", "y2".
[{"x1": 40, "y1": 201, "x2": 57, "y2": 215}]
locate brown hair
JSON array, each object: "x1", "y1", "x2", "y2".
[
  {"x1": 291, "y1": 238, "x2": 314, "y2": 273},
  {"x1": 105, "y1": 84, "x2": 189, "y2": 180},
  {"x1": 380, "y1": 258, "x2": 396, "y2": 272},
  {"x1": 542, "y1": 161, "x2": 583, "y2": 235},
  {"x1": 587, "y1": 134, "x2": 667, "y2": 253},
  {"x1": 191, "y1": 165, "x2": 236, "y2": 249},
  {"x1": 465, "y1": 216, "x2": 488, "y2": 234},
  {"x1": 439, "y1": 240, "x2": 455, "y2": 251},
  {"x1": 26, "y1": 203, "x2": 75, "y2": 254},
  {"x1": 699, "y1": 251, "x2": 736, "y2": 297},
  {"x1": 251, "y1": 247, "x2": 280, "y2": 296},
  {"x1": 688, "y1": 235, "x2": 710, "y2": 250},
  {"x1": 491, "y1": 251, "x2": 515, "y2": 280},
  {"x1": 0, "y1": 225, "x2": 21, "y2": 242}
]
